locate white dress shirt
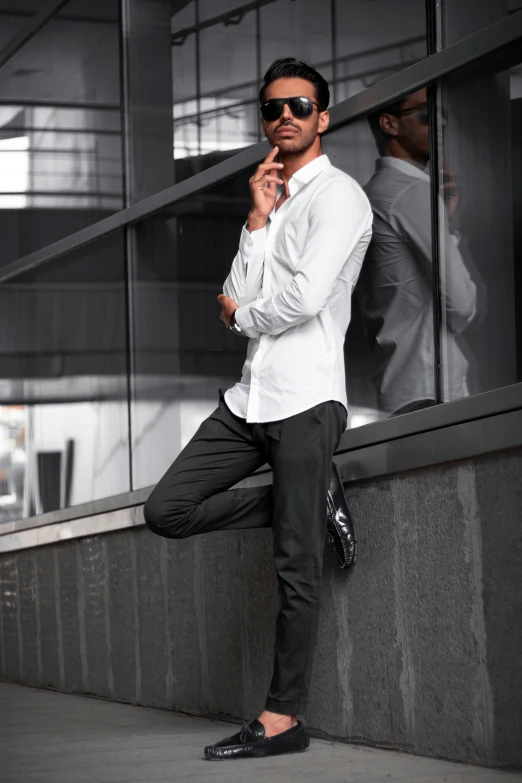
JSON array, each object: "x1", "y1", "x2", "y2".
[{"x1": 223, "y1": 154, "x2": 373, "y2": 425}]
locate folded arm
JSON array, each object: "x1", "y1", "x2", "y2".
[
  {"x1": 235, "y1": 178, "x2": 372, "y2": 338},
  {"x1": 222, "y1": 225, "x2": 266, "y2": 307}
]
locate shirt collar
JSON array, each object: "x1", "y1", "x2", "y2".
[
  {"x1": 376, "y1": 156, "x2": 430, "y2": 182},
  {"x1": 277, "y1": 154, "x2": 331, "y2": 197}
]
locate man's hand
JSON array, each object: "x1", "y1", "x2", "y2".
[
  {"x1": 247, "y1": 145, "x2": 284, "y2": 232},
  {"x1": 217, "y1": 294, "x2": 240, "y2": 328}
]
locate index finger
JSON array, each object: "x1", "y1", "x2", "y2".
[{"x1": 264, "y1": 145, "x2": 279, "y2": 164}]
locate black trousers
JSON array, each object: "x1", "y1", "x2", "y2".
[{"x1": 144, "y1": 390, "x2": 346, "y2": 715}]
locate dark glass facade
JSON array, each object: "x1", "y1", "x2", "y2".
[
  {"x1": 438, "y1": 62, "x2": 522, "y2": 398},
  {"x1": 0, "y1": 0, "x2": 123, "y2": 265},
  {"x1": 171, "y1": 0, "x2": 426, "y2": 179},
  {"x1": 0, "y1": 231, "x2": 129, "y2": 518},
  {"x1": 437, "y1": 0, "x2": 521, "y2": 48},
  {"x1": 0, "y1": 0, "x2": 520, "y2": 520}
]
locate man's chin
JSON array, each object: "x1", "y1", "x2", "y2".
[{"x1": 275, "y1": 138, "x2": 307, "y2": 155}]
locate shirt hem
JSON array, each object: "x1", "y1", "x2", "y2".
[{"x1": 224, "y1": 389, "x2": 348, "y2": 426}]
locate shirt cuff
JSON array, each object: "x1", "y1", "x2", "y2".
[
  {"x1": 239, "y1": 225, "x2": 266, "y2": 257},
  {"x1": 234, "y1": 304, "x2": 261, "y2": 339}
]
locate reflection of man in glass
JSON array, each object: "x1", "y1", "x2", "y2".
[
  {"x1": 358, "y1": 88, "x2": 476, "y2": 415},
  {"x1": 144, "y1": 59, "x2": 372, "y2": 759}
]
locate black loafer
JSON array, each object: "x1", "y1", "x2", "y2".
[
  {"x1": 204, "y1": 718, "x2": 309, "y2": 760},
  {"x1": 327, "y1": 462, "x2": 357, "y2": 569}
]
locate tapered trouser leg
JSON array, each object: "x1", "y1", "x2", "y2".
[
  {"x1": 144, "y1": 393, "x2": 346, "y2": 716},
  {"x1": 263, "y1": 401, "x2": 346, "y2": 715}
]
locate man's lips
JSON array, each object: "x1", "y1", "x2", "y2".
[{"x1": 276, "y1": 127, "x2": 298, "y2": 135}]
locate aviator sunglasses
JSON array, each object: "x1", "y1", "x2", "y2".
[
  {"x1": 393, "y1": 102, "x2": 448, "y2": 125},
  {"x1": 260, "y1": 96, "x2": 320, "y2": 122}
]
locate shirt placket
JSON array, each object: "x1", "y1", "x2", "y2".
[{"x1": 246, "y1": 205, "x2": 280, "y2": 422}]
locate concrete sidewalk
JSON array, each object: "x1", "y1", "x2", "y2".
[{"x1": 1, "y1": 683, "x2": 520, "y2": 783}]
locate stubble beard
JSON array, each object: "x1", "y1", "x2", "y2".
[{"x1": 272, "y1": 123, "x2": 318, "y2": 157}]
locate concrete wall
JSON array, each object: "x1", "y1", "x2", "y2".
[{"x1": 1, "y1": 447, "x2": 521, "y2": 768}]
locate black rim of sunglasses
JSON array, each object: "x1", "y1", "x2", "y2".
[
  {"x1": 393, "y1": 103, "x2": 448, "y2": 123},
  {"x1": 260, "y1": 96, "x2": 320, "y2": 119}
]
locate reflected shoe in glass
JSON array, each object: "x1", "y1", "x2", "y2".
[
  {"x1": 327, "y1": 462, "x2": 357, "y2": 569},
  {"x1": 204, "y1": 719, "x2": 310, "y2": 760}
]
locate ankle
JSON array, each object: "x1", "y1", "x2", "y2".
[{"x1": 258, "y1": 710, "x2": 298, "y2": 737}]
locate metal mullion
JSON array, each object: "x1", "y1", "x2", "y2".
[
  {"x1": 0, "y1": 99, "x2": 120, "y2": 111},
  {"x1": 1, "y1": 12, "x2": 521, "y2": 285},
  {"x1": 427, "y1": 81, "x2": 443, "y2": 406},
  {"x1": 119, "y1": 0, "x2": 135, "y2": 492},
  {"x1": 195, "y1": 0, "x2": 202, "y2": 162},
  {"x1": 425, "y1": 0, "x2": 438, "y2": 57},
  {"x1": 0, "y1": 0, "x2": 70, "y2": 72},
  {"x1": 1, "y1": 126, "x2": 122, "y2": 136},
  {"x1": 255, "y1": 0, "x2": 262, "y2": 143},
  {"x1": 330, "y1": 0, "x2": 337, "y2": 104}
]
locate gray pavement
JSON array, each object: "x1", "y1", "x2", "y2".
[{"x1": 0, "y1": 683, "x2": 520, "y2": 783}]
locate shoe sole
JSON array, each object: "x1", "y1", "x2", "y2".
[{"x1": 205, "y1": 746, "x2": 309, "y2": 760}]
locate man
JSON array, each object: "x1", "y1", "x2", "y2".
[
  {"x1": 144, "y1": 58, "x2": 372, "y2": 760},
  {"x1": 358, "y1": 88, "x2": 476, "y2": 415}
]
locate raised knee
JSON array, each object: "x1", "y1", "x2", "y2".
[
  {"x1": 143, "y1": 496, "x2": 165, "y2": 535},
  {"x1": 143, "y1": 495, "x2": 190, "y2": 539}
]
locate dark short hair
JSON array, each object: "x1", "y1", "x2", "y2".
[
  {"x1": 259, "y1": 57, "x2": 330, "y2": 111},
  {"x1": 367, "y1": 99, "x2": 405, "y2": 155}
]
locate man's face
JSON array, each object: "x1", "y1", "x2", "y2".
[
  {"x1": 381, "y1": 88, "x2": 432, "y2": 163},
  {"x1": 261, "y1": 77, "x2": 329, "y2": 155}
]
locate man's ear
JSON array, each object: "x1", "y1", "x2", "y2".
[
  {"x1": 317, "y1": 110, "x2": 330, "y2": 136},
  {"x1": 379, "y1": 112, "x2": 399, "y2": 137}
]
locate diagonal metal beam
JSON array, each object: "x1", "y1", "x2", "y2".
[{"x1": 0, "y1": 0, "x2": 70, "y2": 72}]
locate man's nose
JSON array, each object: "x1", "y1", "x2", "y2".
[{"x1": 281, "y1": 101, "x2": 294, "y2": 121}]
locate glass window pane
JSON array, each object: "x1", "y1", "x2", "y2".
[
  {"x1": 172, "y1": 1, "x2": 198, "y2": 170},
  {"x1": 124, "y1": 0, "x2": 174, "y2": 203},
  {"x1": 437, "y1": 0, "x2": 519, "y2": 49},
  {"x1": 438, "y1": 60, "x2": 522, "y2": 400},
  {"x1": 0, "y1": 0, "x2": 123, "y2": 265},
  {"x1": 0, "y1": 2, "x2": 47, "y2": 48},
  {"x1": 129, "y1": 172, "x2": 250, "y2": 489},
  {"x1": 260, "y1": 0, "x2": 333, "y2": 80},
  {"x1": 324, "y1": 87, "x2": 436, "y2": 428},
  {"x1": 170, "y1": 0, "x2": 427, "y2": 183},
  {"x1": 172, "y1": 0, "x2": 258, "y2": 180},
  {"x1": 0, "y1": 232, "x2": 130, "y2": 523},
  {"x1": 334, "y1": 0, "x2": 426, "y2": 103}
]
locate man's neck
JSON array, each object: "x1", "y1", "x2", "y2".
[
  {"x1": 384, "y1": 145, "x2": 428, "y2": 167},
  {"x1": 279, "y1": 147, "x2": 323, "y2": 189}
]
